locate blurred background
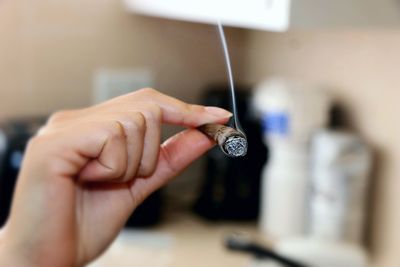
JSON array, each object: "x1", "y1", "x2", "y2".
[{"x1": 0, "y1": 1, "x2": 399, "y2": 267}]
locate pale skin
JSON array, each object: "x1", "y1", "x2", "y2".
[{"x1": 0, "y1": 88, "x2": 232, "y2": 267}]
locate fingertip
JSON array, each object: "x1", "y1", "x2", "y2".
[
  {"x1": 192, "y1": 105, "x2": 232, "y2": 126},
  {"x1": 161, "y1": 102, "x2": 233, "y2": 127},
  {"x1": 204, "y1": 106, "x2": 233, "y2": 118},
  {"x1": 210, "y1": 116, "x2": 231, "y2": 125}
]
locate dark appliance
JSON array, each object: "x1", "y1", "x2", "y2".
[
  {"x1": 0, "y1": 118, "x2": 45, "y2": 227},
  {"x1": 194, "y1": 86, "x2": 268, "y2": 221}
]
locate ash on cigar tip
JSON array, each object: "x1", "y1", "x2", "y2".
[{"x1": 224, "y1": 136, "x2": 248, "y2": 157}]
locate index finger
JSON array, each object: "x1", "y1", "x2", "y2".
[{"x1": 125, "y1": 88, "x2": 232, "y2": 127}]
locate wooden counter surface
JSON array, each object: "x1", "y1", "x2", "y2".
[{"x1": 89, "y1": 212, "x2": 263, "y2": 267}]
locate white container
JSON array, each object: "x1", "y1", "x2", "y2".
[
  {"x1": 309, "y1": 130, "x2": 372, "y2": 244},
  {"x1": 260, "y1": 144, "x2": 309, "y2": 239},
  {"x1": 252, "y1": 79, "x2": 331, "y2": 146},
  {"x1": 253, "y1": 78, "x2": 331, "y2": 240}
]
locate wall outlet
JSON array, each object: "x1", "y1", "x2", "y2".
[{"x1": 93, "y1": 69, "x2": 154, "y2": 104}]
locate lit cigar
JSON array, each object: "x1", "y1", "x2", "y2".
[{"x1": 198, "y1": 123, "x2": 248, "y2": 157}]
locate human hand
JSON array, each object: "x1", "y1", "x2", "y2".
[{"x1": 0, "y1": 88, "x2": 231, "y2": 267}]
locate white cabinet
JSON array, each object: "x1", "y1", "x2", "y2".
[
  {"x1": 123, "y1": 0, "x2": 400, "y2": 31},
  {"x1": 123, "y1": 0, "x2": 290, "y2": 31}
]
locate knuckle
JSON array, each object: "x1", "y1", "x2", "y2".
[
  {"x1": 25, "y1": 135, "x2": 57, "y2": 169},
  {"x1": 137, "y1": 87, "x2": 158, "y2": 97},
  {"x1": 138, "y1": 162, "x2": 156, "y2": 177},
  {"x1": 179, "y1": 102, "x2": 194, "y2": 115},
  {"x1": 107, "y1": 121, "x2": 126, "y2": 140},
  {"x1": 112, "y1": 166, "x2": 126, "y2": 179},
  {"x1": 160, "y1": 145, "x2": 178, "y2": 175},
  {"x1": 29, "y1": 132, "x2": 64, "y2": 153},
  {"x1": 186, "y1": 103, "x2": 202, "y2": 113},
  {"x1": 141, "y1": 104, "x2": 162, "y2": 124},
  {"x1": 178, "y1": 103, "x2": 194, "y2": 125},
  {"x1": 47, "y1": 110, "x2": 72, "y2": 124},
  {"x1": 47, "y1": 158, "x2": 69, "y2": 178},
  {"x1": 28, "y1": 134, "x2": 52, "y2": 148},
  {"x1": 132, "y1": 112, "x2": 146, "y2": 133},
  {"x1": 26, "y1": 135, "x2": 43, "y2": 150},
  {"x1": 121, "y1": 170, "x2": 136, "y2": 182},
  {"x1": 113, "y1": 113, "x2": 146, "y2": 138},
  {"x1": 47, "y1": 111, "x2": 64, "y2": 124},
  {"x1": 36, "y1": 125, "x2": 50, "y2": 136},
  {"x1": 130, "y1": 187, "x2": 147, "y2": 206}
]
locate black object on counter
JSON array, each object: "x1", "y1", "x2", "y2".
[
  {"x1": 193, "y1": 86, "x2": 268, "y2": 221},
  {"x1": 0, "y1": 118, "x2": 45, "y2": 227},
  {"x1": 225, "y1": 234, "x2": 309, "y2": 267},
  {"x1": 125, "y1": 190, "x2": 163, "y2": 228}
]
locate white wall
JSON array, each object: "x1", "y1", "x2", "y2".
[
  {"x1": 0, "y1": 0, "x2": 246, "y2": 118},
  {"x1": 244, "y1": 29, "x2": 400, "y2": 267}
]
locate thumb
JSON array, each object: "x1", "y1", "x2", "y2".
[{"x1": 129, "y1": 129, "x2": 214, "y2": 204}]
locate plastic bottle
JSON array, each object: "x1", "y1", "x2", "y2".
[
  {"x1": 309, "y1": 130, "x2": 372, "y2": 244},
  {"x1": 252, "y1": 78, "x2": 331, "y2": 240}
]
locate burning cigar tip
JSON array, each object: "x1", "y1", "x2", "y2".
[
  {"x1": 198, "y1": 123, "x2": 248, "y2": 157},
  {"x1": 223, "y1": 135, "x2": 248, "y2": 157}
]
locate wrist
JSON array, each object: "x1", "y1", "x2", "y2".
[
  {"x1": 0, "y1": 228, "x2": 33, "y2": 267},
  {"x1": 0, "y1": 228, "x2": 15, "y2": 266},
  {"x1": 0, "y1": 228, "x2": 13, "y2": 266},
  {"x1": 0, "y1": 228, "x2": 6, "y2": 257}
]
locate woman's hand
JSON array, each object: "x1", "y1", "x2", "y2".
[{"x1": 0, "y1": 88, "x2": 232, "y2": 267}]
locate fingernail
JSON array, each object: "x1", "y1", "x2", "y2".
[{"x1": 205, "y1": 106, "x2": 233, "y2": 118}]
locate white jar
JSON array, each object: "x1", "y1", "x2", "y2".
[
  {"x1": 309, "y1": 130, "x2": 372, "y2": 244},
  {"x1": 253, "y1": 78, "x2": 331, "y2": 240}
]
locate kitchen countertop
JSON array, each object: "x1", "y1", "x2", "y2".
[{"x1": 89, "y1": 212, "x2": 264, "y2": 267}]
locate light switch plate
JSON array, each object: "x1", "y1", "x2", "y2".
[{"x1": 93, "y1": 69, "x2": 154, "y2": 104}]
